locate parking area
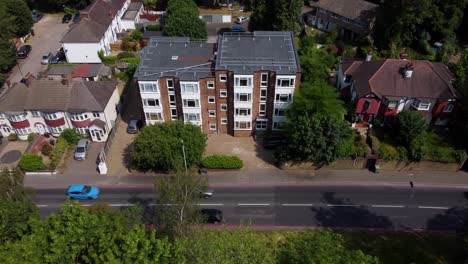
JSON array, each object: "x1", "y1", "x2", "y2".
[
  {"x1": 205, "y1": 134, "x2": 276, "y2": 169},
  {"x1": 0, "y1": 141, "x2": 29, "y2": 170},
  {"x1": 62, "y1": 142, "x2": 105, "y2": 177},
  {"x1": 6, "y1": 15, "x2": 70, "y2": 86}
]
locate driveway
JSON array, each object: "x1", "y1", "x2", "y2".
[
  {"x1": 205, "y1": 134, "x2": 276, "y2": 169},
  {"x1": 62, "y1": 142, "x2": 105, "y2": 177},
  {"x1": 4, "y1": 15, "x2": 70, "y2": 89}
]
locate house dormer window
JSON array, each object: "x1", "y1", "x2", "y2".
[
  {"x1": 417, "y1": 102, "x2": 430, "y2": 111},
  {"x1": 70, "y1": 113, "x2": 89, "y2": 121},
  {"x1": 8, "y1": 113, "x2": 27, "y2": 122},
  {"x1": 344, "y1": 75, "x2": 352, "y2": 83},
  {"x1": 387, "y1": 101, "x2": 398, "y2": 109},
  {"x1": 44, "y1": 112, "x2": 61, "y2": 120}
]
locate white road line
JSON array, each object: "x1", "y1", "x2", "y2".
[
  {"x1": 282, "y1": 204, "x2": 313, "y2": 206},
  {"x1": 36, "y1": 205, "x2": 48, "y2": 207},
  {"x1": 238, "y1": 203, "x2": 270, "y2": 206},
  {"x1": 371, "y1": 205, "x2": 405, "y2": 208},
  {"x1": 326, "y1": 204, "x2": 358, "y2": 207},
  {"x1": 418, "y1": 206, "x2": 449, "y2": 210},
  {"x1": 82, "y1": 204, "x2": 93, "y2": 207},
  {"x1": 199, "y1": 203, "x2": 224, "y2": 206},
  {"x1": 109, "y1": 204, "x2": 134, "y2": 207}
]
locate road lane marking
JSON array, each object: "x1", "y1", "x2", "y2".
[
  {"x1": 326, "y1": 204, "x2": 358, "y2": 207},
  {"x1": 282, "y1": 204, "x2": 313, "y2": 206},
  {"x1": 371, "y1": 205, "x2": 405, "y2": 208},
  {"x1": 109, "y1": 204, "x2": 134, "y2": 207},
  {"x1": 36, "y1": 205, "x2": 48, "y2": 207},
  {"x1": 418, "y1": 206, "x2": 449, "y2": 210},
  {"x1": 238, "y1": 203, "x2": 270, "y2": 206},
  {"x1": 199, "y1": 203, "x2": 224, "y2": 206}
]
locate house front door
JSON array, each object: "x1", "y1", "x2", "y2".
[{"x1": 35, "y1": 123, "x2": 46, "y2": 134}]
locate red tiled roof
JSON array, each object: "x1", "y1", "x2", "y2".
[{"x1": 72, "y1": 64, "x2": 93, "y2": 78}]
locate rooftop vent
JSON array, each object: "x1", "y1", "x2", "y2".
[
  {"x1": 402, "y1": 63, "x2": 414, "y2": 79},
  {"x1": 171, "y1": 56, "x2": 178, "y2": 61}
]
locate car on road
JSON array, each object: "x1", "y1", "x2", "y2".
[
  {"x1": 126, "y1": 119, "x2": 140, "y2": 134},
  {"x1": 200, "y1": 209, "x2": 223, "y2": 224},
  {"x1": 62, "y1": 14, "x2": 72, "y2": 23},
  {"x1": 231, "y1": 26, "x2": 246, "y2": 33},
  {"x1": 66, "y1": 185, "x2": 100, "y2": 199},
  {"x1": 41, "y1": 52, "x2": 52, "y2": 65},
  {"x1": 74, "y1": 139, "x2": 90, "y2": 160},
  {"x1": 32, "y1": 10, "x2": 43, "y2": 23},
  {"x1": 17, "y1": 45, "x2": 32, "y2": 59},
  {"x1": 263, "y1": 136, "x2": 288, "y2": 149},
  {"x1": 235, "y1": 16, "x2": 249, "y2": 24},
  {"x1": 200, "y1": 188, "x2": 214, "y2": 198},
  {"x1": 50, "y1": 48, "x2": 66, "y2": 64}
]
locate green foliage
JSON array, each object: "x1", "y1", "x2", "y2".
[
  {"x1": 129, "y1": 30, "x2": 143, "y2": 41},
  {"x1": 201, "y1": 155, "x2": 243, "y2": 169},
  {"x1": 278, "y1": 230, "x2": 378, "y2": 264},
  {"x1": 409, "y1": 137, "x2": 426, "y2": 161},
  {"x1": 146, "y1": 24, "x2": 160, "y2": 31},
  {"x1": 61, "y1": 128, "x2": 81, "y2": 144},
  {"x1": 120, "y1": 57, "x2": 141, "y2": 65},
  {"x1": 279, "y1": 114, "x2": 353, "y2": 164},
  {"x1": 163, "y1": 0, "x2": 207, "y2": 40},
  {"x1": 396, "y1": 110, "x2": 428, "y2": 145},
  {"x1": 4, "y1": 0, "x2": 33, "y2": 37},
  {"x1": 435, "y1": 43, "x2": 456, "y2": 63},
  {"x1": 40, "y1": 142, "x2": 53, "y2": 156},
  {"x1": 298, "y1": 37, "x2": 338, "y2": 82},
  {"x1": 155, "y1": 169, "x2": 207, "y2": 238},
  {"x1": 369, "y1": 135, "x2": 381, "y2": 155},
  {"x1": 249, "y1": 0, "x2": 302, "y2": 33},
  {"x1": 98, "y1": 50, "x2": 118, "y2": 66},
  {"x1": 453, "y1": 149, "x2": 467, "y2": 163},
  {"x1": 0, "y1": 199, "x2": 38, "y2": 244},
  {"x1": 354, "y1": 133, "x2": 371, "y2": 157},
  {"x1": 117, "y1": 51, "x2": 137, "y2": 59},
  {"x1": 49, "y1": 138, "x2": 68, "y2": 169},
  {"x1": 380, "y1": 143, "x2": 398, "y2": 160},
  {"x1": 121, "y1": 38, "x2": 133, "y2": 51},
  {"x1": 132, "y1": 121, "x2": 207, "y2": 171},
  {"x1": 0, "y1": 5, "x2": 16, "y2": 72},
  {"x1": 27, "y1": 133, "x2": 35, "y2": 142},
  {"x1": 7, "y1": 133, "x2": 17, "y2": 141},
  {"x1": 18, "y1": 153, "x2": 46, "y2": 171}
]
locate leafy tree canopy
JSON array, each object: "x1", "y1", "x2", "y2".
[
  {"x1": 249, "y1": 0, "x2": 302, "y2": 33},
  {"x1": 132, "y1": 121, "x2": 207, "y2": 171},
  {"x1": 163, "y1": 0, "x2": 207, "y2": 40},
  {"x1": 396, "y1": 110, "x2": 428, "y2": 145},
  {"x1": 4, "y1": 0, "x2": 33, "y2": 37}
]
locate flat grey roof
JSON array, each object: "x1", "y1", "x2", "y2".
[
  {"x1": 135, "y1": 37, "x2": 215, "y2": 81},
  {"x1": 122, "y1": 10, "x2": 138, "y2": 20},
  {"x1": 215, "y1": 31, "x2": 301, "y2": 75}
]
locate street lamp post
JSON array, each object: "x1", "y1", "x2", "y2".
[{"x1": 181, "y1": 139, "x2": 188, "y2": 175}]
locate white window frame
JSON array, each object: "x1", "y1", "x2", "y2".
[
  {"x1": 43, "y1": 112, "x2": 59, "y2": 120},
  {"x1": 235, "y1": 77, "x2": 252, "y2": 87},
  {"x1": 70, "y1": 113, "x2": 89, "y2": 121},
  {"x1": 181, "y1": 83, "x2": 199, "y2": 94},
  {"x1": 221, "y1": 117, "x2": 227, "y2": 124},
  {"x1": 31, "y1": 111, "x2": 41, "y2": 117},
  {"x1": 443, "y1": 104, "x2": 454, "y2": 113},
  {"x1": 387, "y1": 101, "x2": 397, "y2": 109},
  {"x1": 208, "y1": 110, "x2": 216, "y2": 117},
  {"x1": 169, "y1": 94, "x2": 176, "y2": 106},
  {"x1": 76, "y1": 127, "x2": 89, "y2": 134},
  {"x1": 171, "y1": 109, "x2": 178, "y2": 120},
  {"x1": 143, "y1": 98, "x2": 160, "y2": 107},
  {"x1": 235, "y1": 121, "x2": 251, "y2": 130},
  {"x1": 166, "y1": 79, "x2": 174, "y2": 92},
  {"x1": 274, "y1": 108, "x2": 287, "y2": 117},
  {"x1": 15, "y1": 127, "x2": 32, "y2": 135},
  {"x1": 207, "y1": 81, "x2": 215, "y2": 89},
  {"x1": 220, "y1": 104, "x2": 228, "y2": 111},
  {"x1": 417, "y1": 102, "x2": 431, "y2": 111},
  {"x1": 256, "y1": 119, "x2": 267, "y2": 130},
  {"x1": 260, "y1": 89, "x2": 267, "y2": 102},
  {"x1": 220, "y1": 89, "x2": 227, "y2": 98},
  {"x1": 184, "y1": 113, "x2": 201, "y2": 121},
  {"x1": 275, "y1": 94, "x2": 292, "y2": 103},
  {"x1": 139, "y1": 82, "x2": 158, "y2": 93},
  {"x1": 235, "y1": 93, "x2": 252, "y2": 102},
  {"x1": 208, "y1": 96, "x2": 216, "y2": 104},
  {"x1": 273, "y1": 121, "x2": 285, "y2": 130},
  {"x1": 276, "y1": 78, "x2": 295, "y2": 87},
  {"x1": 92, "y1": 112, "x2": 100, "y2": 118},
  {"x1": 209, "y1": 123, "x2": 216, "y2": 130},
  {"x1": 259, "y1": 104, "x2": 266, "y2": 116},
  {"x1": 235, "y1": 108, "x2": 251, "y2": 116},
  {"x1": 219, "y1": 74, "x2": 227, "y2": 82},
  {"x1": 48, "y1": 125, "x2": 64, "y2": 134},
  {"x1": 260, "y1": 73, "x2": 268, "y2": 87},
  {"x1": 145, "y1": 112, "x2": 163, "y2": 121},
  {"x1": 183, "y1": 99, "x2": 200, "y2": 108}
]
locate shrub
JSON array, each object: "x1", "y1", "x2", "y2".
[
  {"x1": 146, "y1": 24, "x2": 160, "y2": 31},
  {"x1": 380, "y1": 143, "x2": 398, "y2": 160},
  {"x1": 27, "y1": 133, "x2": 36, "y2": 142},
  {"x1": 8, "y1": 133, "x2": 17, "y2": 141},
  {"x1": 121, "y1": 39, "x2": 133, "y2": 51},
  {"x1": 369, "y1": 136, "x2": 380, "y2": 155},
  {"x1": 117, "y1": 51, "x2": 136, "y2": 59},
  {"x1": 454, "y1": 149, "x2": 467, "y2": 163},
  {"x1": 396, "y1": 146, "x2": 409, "y2": 161},
  {"x1": 40, "y1": 142, "x2": 53, "y2": 156},
  {"x1": 425, "y1": 146, "x2": 455, "y2": 163},
  {"x1": 409, "y1": 137, "x2": 425, "y2": 161},
  {"x1": 98, "y1": 50, "x2": 118, "y2": 66},
  {"x1": 61, "y1": 129, "x2": 81, "y2": 145},
  {"x1": 354, "y1": 134, "x2": 370, "y2": 157},
  {"x1": 130, "y1": 30, "x2": 143, "y2": 41},
  {"x1": 202, "y1": 155, "x2": 243, "y2": 169},
  {"x1": 49, "y1": 138, "x2": 68, "y2": 169},
  {"x1": 19, "y1": 153, "x2": 46, "y2": 171}
]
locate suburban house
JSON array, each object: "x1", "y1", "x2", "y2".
[
  {"x1": 0, "y1": 77, "x2": 120, "y2": 142},
  {"x1": 336, "y1": 59, "x2": 458, "y2": 126},
  {"x1": 304, "y1": 0, "x2": 379, "y2": 40},
  {"x1": 45, "y1": 64, "x2": 112, "y2": 81},
  {"x1": 134, "y1": 31, "x2": 301, "y2": 137},
  {"x1": 61, "y1": 0, "x2": 144, "y2": 63}
]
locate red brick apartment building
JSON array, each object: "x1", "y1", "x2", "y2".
[{"x1": 134, "y1": 31, "x2": 301, "y2": 136}]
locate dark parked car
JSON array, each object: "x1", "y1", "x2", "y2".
[
  {"x1": 231, "y1": 26, "x2": 246, "y2": 33},
  {"x1": 263, "y1": 136, "x2": 287, "y2": 149},
  {"x1": 126, "y1": 119, "x2": 139, "y2": 134},
  {"x1": 50, "y1": 48, "x2": 66, "y2": 64},
  {"x1": 200, "y1": 209, "x2": 223, "y2": 224},
  {"x1": 32, "y1": 10, "x2": 43, "y2": 23},
  {"x1": 17, "y1": 45, "x2": 32, "y2": 59},
  {"x1": 62, "y1": 14, "x2": 72, "y2": 23}
]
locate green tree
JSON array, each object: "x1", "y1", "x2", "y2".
[
  {"x1": 132, "y1": 121, "x2": 207, "y2": 171},
  {"x1": 61, "y1": 128, "x2": 81, "y2": 144},
  {"x1": 248, "y1": 0, "x2": 302, "y2": 32},
  {"x1": 0, "y1": 6, "x2": 16, "y2": 72},
  {"x1": 297, "y1": 37, "x2": 338, "y2": 82},
  {"x1": 5, "y1": 0, "x2": 33, "y2": 37},
  {"x1": 396, "y1": 110, "x2": 428, "y2": 145},
  {"x1": 0, "y1": 199, "x2": 38, "y2": 244},
  {"x1": 163, "y1": 0, "x2": 207, "y2": 40},
  {"x1": 155, "y1": 169, "x2": 207, "y2": 238},
  {"x1": 278, "y1": 230, "x2": 378, "y2": 264},
  {"x1": 279, "y1": 114, "x2": 352, "y2": 164}
]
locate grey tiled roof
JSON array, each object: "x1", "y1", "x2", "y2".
[
  {"x1": 215, "y1": 32, "x2": 301, "y2": 75},
  {"x1": 135, "y1": 37, "x2": 215, "y2": 81},
  {"x1": 47, "y1": 66, "x2": 75, "y2": 76},
  {"x1": 309, "y1": 0, "x2": 378, "y2": 21},
  {"x1": 0, "y1": 80, "x2": 117, "y2": 113}
]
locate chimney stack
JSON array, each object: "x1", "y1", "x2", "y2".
[
  {"x1": 365, "y1": 52, "x2": 372, "y2": 61},
  {"x1": 61, "y1": 73, "x2": 73, "y2": 86},
  {"x1": 402, "y1": 63, "x2": 414, "y2": 79}
]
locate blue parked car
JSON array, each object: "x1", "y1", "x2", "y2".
[
  {"x1": 231, "y1": 26, "x2": 246, "y2": 33},
  {"x1": 66, "y1": 185, "x2": 100, "y2": 200}
]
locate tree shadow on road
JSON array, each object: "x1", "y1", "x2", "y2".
[
  {"x1": 311, "y1": 192, "x2": 394, "y2": 229},
  {"x1": 425, "y1": 206, "x2": 466, "y2": 231},
  {"x1": 127, "y1": 195, "x2": 155, "y2": 225}
]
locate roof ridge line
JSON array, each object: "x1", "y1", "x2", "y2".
[
  {"x1": 426, "y1": 61, "x2": 457, "y2": 98},
  {"x1": 367, "y1": 59, "x2": 389, "y2": 94}
]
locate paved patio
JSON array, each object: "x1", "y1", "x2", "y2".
[{"x1": 0, "y1": 141, "x2": 29, "y2": 170}]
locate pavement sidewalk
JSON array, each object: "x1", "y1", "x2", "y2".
[{"x1": 24, "y1": 168, "x2": 468, "y2": 189}]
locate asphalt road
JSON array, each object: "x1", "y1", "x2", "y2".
[{"x1": 33, "y1": 186, "x2": 467, "y2": 231}]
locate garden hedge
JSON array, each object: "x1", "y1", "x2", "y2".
[
  {"x1": 19, "y1": 153, "x2": 46, "y2": 171},
  {"x1": 202, "y1": 155, "x2": 243, "y2": 169}
]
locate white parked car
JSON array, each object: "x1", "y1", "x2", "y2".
[{"x1": 235, "y1": 16, "x2": 249, "y2": 24}]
